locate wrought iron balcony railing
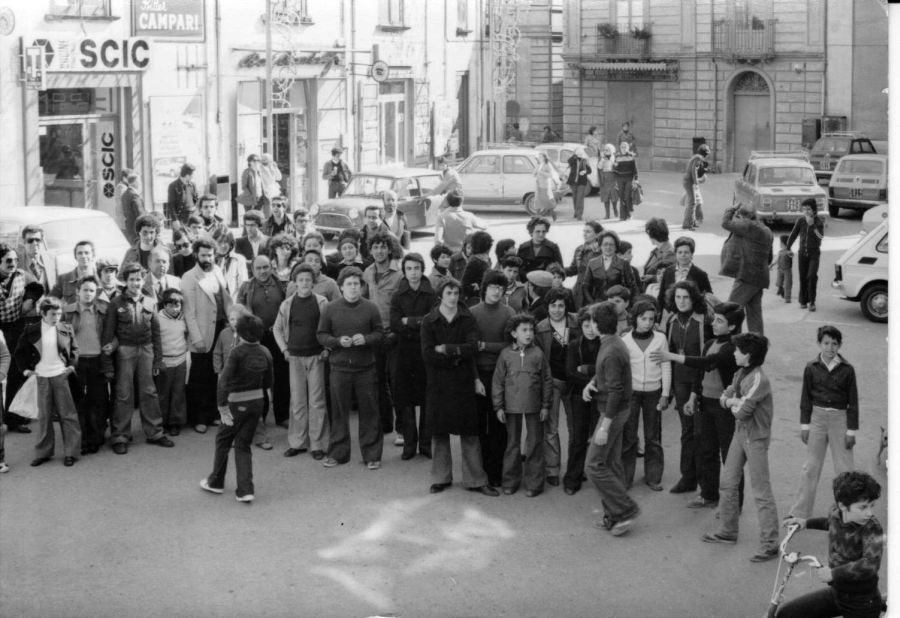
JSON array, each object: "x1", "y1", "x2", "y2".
[
  {"x1": 712, "y1": 19, "x2": 776, "y2": 61},
  {"x1": 597, "y1": 23, "x2": 651, "y2": 59}
]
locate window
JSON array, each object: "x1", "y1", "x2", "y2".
[
  {"x1": 838, "y1": 159, "x2": 884, "y2": 175},
  {"x1": 417, "y1": 175, "x2": 443, "y2": 194},
  {"x1": 461, "y1": 156, "x2": 499, "y2": 174},
  {"x1": 271, "y1": 0, "x2": 312, "y2": 25},
  {"x1": 614, "y1": 0, "x2": 644, "y2": 30},
  {"x1": 876, "y1": 234, "x2": 888, "y2": 253},
  {"x1": 503, "y1": 155, "x2": 535, "y2": 175},
  {"x1": 394, "y1": 179, "x2": 418, "y2": 199},
  {"x1": 379, "y1": 0, "x2": 406, "y2": 28},
  {"x1": 47, "y1": 0, "x2": 111, "y2": 18},
  {"x1": 456, "y1": 0, "x2": 470, "y2": 35}
]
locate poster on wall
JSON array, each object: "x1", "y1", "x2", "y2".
[
  {"x1": 134, "y1": 0, "x2": 205, "y2": 40},
  {"x1": 149, "y1": 95, "x2": 204, "y2": 208}
]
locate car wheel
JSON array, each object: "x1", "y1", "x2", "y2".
[
  {"x1": 860, "y1": 283, "x2": 888, "y2": 323},
  {"x1": 828, "y1": 202, "x2": 840, "y2": 218},
  {"x1": 524, "y1": 193, "x2": 539, "y2": 216}
]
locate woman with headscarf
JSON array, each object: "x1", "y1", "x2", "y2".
[
  {"x1": 613, "y1": 142, "x2": 638, "y2": 221},
  {"x1": 258, "y1": 154, "x2": 283, "y2": 219},
  {"x1": 598, "y1": 143, "x2": 618, "y2": 219},
  {"x1": 533, "y1": 151, "x2": 561, "y2": 221},
  {"x1": 566, "y1": 146, "x2": 592, "y2": 221},
  {"x1": 583, "y1": 126, "x2": 602, "y2": 188}
]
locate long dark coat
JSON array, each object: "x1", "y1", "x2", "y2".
[
  {"x1": 390, "y1": 278, "x2": 436, "y2": 407},
  {"x1": 420, "y1": 304, "x2": 479, "y2": 436}
]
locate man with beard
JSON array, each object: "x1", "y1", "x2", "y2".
[
  {"x1": 182, "y1": 238, "x2": 233, "y2": 433},
  {"x1": 198, "y1": 194, "x2": 229, "y2": 242},
  {"x1": 238, "y1": 256, "x2": 289, "y2": 435},
  {"x1": 214, "y1": 232, "x2": 248, "y2": 301}
]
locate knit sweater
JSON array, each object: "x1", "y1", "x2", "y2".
[
  {"x1": 470, "y1": 301, "x2": 515, "y2": 370},
  {"x1": 594, "y1": 334, "x2": 632, "y2": 418},
  {"x1": 316, "y1": 297, "x2": 383, "y2": 371},
  {"x1": 621, "y1": 330, "x2": 671, "y2": 395},
  {"x1": 157, "y1": 310, "x2": 189, "y2": 367},
  {"x1": 806, "y1": 506, "x2": 884, "y2": 595},
  {"x1": 216, "y1": 342, "x2": 273, "y2": 406}
]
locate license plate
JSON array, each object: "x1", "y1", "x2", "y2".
[
  {"x1": 849, "y1": 188, "x2": 864, "y2": 198},
  {"x1": 820, "y1": 160, "x2": 830, "y2": 170},
  {"x1": 786, "y1": 198, "x2": 800, "y2": 211}
]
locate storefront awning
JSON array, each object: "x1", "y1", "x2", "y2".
[
  {"x1": 579, "y1": 60, "x2": 679, "y2": 81},
  {"x1": 580, "y1": 61, "x2": 670, "y2": 71}
]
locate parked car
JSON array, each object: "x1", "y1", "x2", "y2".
[
  {"x1": 454, "y1": 148, "x2": 565, "y2": 215},
  {"x1": 0, "y1": 206, "x2": 132, "y2": 274},
  {"x1": 808, "y1": 132, "x2": 876, "y2": 186},
  {"x1": 832, "y1": 218, "x2": 888, "y2": 323},
  {"x1": 534, "y1": 142, "x2": 593, "y2": 193},
  {"x1": 310, "y1": 167, "x2": 444, "y2": 238},
  {"x1": 827, "y1": 153, "x2": 888, "y2": 217},
  {"x1": 732, "y1": 151, "x2": 828, "y2": 226}
]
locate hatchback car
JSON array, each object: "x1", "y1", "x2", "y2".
[
  {"x1": 534, "y1": 142, "x2": 594, "y2": 193},
  {"x1": 732, "y1": 152, "x2": 828, "y2": 225},
  {"x1": 311, "y1": 167, "x2": 444, "y2": 238},
  {"x1": 827, "y1": 154, "x2": 888, "y2": 217},
  {"x1": 0, "y1": 206, "x2": 132, "y2": 274},
  {"x1": 454, "y1": 148, "x2": 565, "y2": 214},
  {"x1": 808, "y1": 132, "x2": 876, "y2": 186},
  {"x1": 832, "y1": 219, "x2": 888, "y2": 323}
]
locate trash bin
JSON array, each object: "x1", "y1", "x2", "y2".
[{"x1": 692, "y1": 137, "x2": 707, "y2": 155}]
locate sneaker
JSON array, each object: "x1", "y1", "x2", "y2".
[
  {"x1": 701, "y1": 532, "x2": 737, "y2": 545},
  {"x1": 367, "y1": 461, "x2": 381, "y2": 470},
  {"x1": 808, "y1": 303, "x2": 816, "y2": 312},
  {"x1": 393, "y1": 435, "x2": 405, "y2": 447},
  {"x1": 235, "y1": 494, "x2": 255, "y2": 503},
  {"x1": 799, "y1": 303, "x2": 808, "y2": 309},
  {"x1": 610, "y1": 518, "x2": 634, "y2": 537},
  {"x1": 687, "y1": 496, "x2": 719, "y2": 509},
  {"x1": 322, "y1": 457, "x2": 340, "y2": 468},
  {"x1": 194, "y1": 424, "x2": 208, "y2": 434},
  {"x1": 256, "y1": 441, "x2": 273, "y2": 451},
  {"x1": 0, "y1": 462, "x2": 9, "y2": 473},
  {"x1": 750, "y1": 548, "x2": 779, "y2": 563},
  {"x1": 200, "y1": 479, "x2": 223, "y2": 494}
]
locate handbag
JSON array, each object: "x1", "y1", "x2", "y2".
[
  {"x1": 9, "y1": 374, "x2": 39, "y2": 420},
  {"x1": 693, "y1": 183, "x2": 703, "y2": 207},
  {"x1": 631, "y1": 180, "x2": 644, "y2": 206}
]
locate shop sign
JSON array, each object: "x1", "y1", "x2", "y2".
[
  {"x1": 371, "y1": 60, "x2": 389, "y2": 83},
  {"x1": 22, "y1": 44, "x2": 46, "y2": 90},
  {"x1": 134, "y1": 0, "x2": 205, "y2": 40},
  {"x1": 24, "y1": 37, "x2": 150, "y2": 72},
  {"x1": 96, "y1": 120, "x2": 119, "y2": 217}
]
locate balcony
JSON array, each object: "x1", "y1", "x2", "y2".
[
  {"x1": 712, "y1": 19, "x2": 776, "y2": 62},
  {"x1": 597, "y1": 23, "x2": 651, "y2": 60}
]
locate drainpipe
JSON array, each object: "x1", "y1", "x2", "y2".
[
  {"x1": 215, "y1": 0, "x2": 222, "y2": 126},
  {"x1": 821, "y1": 0, "x2": 827, "y2": 117}
]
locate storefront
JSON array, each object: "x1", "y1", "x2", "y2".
[{"x1": 21, "y1": 36, "x2": 147, "y2": 230}]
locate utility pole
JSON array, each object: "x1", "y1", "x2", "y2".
[{"x1": 265, "y1": 0, "x2": 274, "y2": 155}]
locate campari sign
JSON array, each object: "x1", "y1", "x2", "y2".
[{"x1": 134, "y1": 0, "x2": 205, "y2": 40}]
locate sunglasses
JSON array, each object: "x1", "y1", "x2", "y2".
[
  {"x1": 25, "y1": 238, "x2": 42, "y2": 244},
  {"x1": 176, "y1": 243, "x2": 190, "y2": 249}
]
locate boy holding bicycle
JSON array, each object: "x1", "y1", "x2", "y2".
[{"x1": 779, "y1": 471, "x2": 884, "y2": 618}]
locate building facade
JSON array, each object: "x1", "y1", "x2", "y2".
[
  {"x1": 0, "y1": 0, "x2": 487, "y2": 229},
  {"x1": 559, "y1": 0, "x2": 888, "y2": 172}
]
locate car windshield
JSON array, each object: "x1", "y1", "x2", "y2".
[
  {"x1": 813, "y1": 138, "x2": 851, "y2": 155},
  {"x1": 757, "y1": 166, "x2": 816, "y2": 186},
  {"x1": 837, "y1": 159, "x2": 885, "y2": 175},
  {"x1": 41, "y1": 218, "x2": 125, "y2": 251},
  {"x1": 342, "y1": 175, "x2": 395, "y2": 197}
]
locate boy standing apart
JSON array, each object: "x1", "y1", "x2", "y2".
[
  {"x1": 774, "y1": 234, "x2": 793, "y2": 303},
  {"x1": 780, "y1": 471, "x2": 884, "y2": 618},
  {"x1": 583, "y1": 301, "x2": 640, "y2": 536},
  {"x1": 274, "y1": 264, "x2": 329, "y2": 460},
  {"x1": 703, "y1": 333, "x2": 779, "y2": 562},
  {"x1": 493, "y1": 313, "x2": 553, "y2": 497},
  {"x1": 788, "y1": 325, "x2": 858, "y2": 519},
  {"x1": 156, "y1": 289, "x2": 190, "y2": 436},
  {"x1": 15, "y1": 297, "x2": 81, "y2": 467}
]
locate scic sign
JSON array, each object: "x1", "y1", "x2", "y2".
[
  {"x1": 100, "y1": 131, "x2": 116, "y2": 199},
  {"x1": 24, "y1": 37, "x2": 151, "y2": 72}
]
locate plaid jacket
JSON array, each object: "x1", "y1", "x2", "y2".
[{"x1": 0, "y1": 270, "x2": 28, "y2": 324}]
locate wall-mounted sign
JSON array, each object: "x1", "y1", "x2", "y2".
[
  {"x1": 23, "y1": 37, "x2": 150, "y2": 72},
  {"x1": 0, "y1": 7, "x2": 15, "y2": 36},
  {"x1": 133, "y1": 0, "x2": 205, "y2": 40},
  {"x1": 371, "y1": 60, "x2": 389, "y2": 83},
  {"x1": 21, "y1": 42, "x2": 46, "y2": 90}
]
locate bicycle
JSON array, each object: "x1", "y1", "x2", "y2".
[{"x1": 764, "y1": 523, "x2": 822, "y2": 618}]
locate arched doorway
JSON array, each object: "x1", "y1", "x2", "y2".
[{"x1": 731, "y1": 71, "x2": 772, "y2": 170}]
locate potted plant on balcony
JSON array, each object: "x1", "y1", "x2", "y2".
[
  {"x1": 631, "y1": 25, "x2": 652, "y2": 40},
  {"x1": 598, "y1": 23, "x2": 618, "y2": 53}
]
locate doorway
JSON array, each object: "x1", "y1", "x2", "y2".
[
  {"x1": 378, "y1": 81, "x2": 408, "y2": 165},
  {"x1": 605, "y1": 81, "x2": 653, "y2": 170},
  {"x1": 731, "y1": 72, "x2": 772, "y2": 170}
]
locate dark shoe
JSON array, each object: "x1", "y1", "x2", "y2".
[
  {"x1": 525, "y1": 489, "x2": 543, "y2": 498},
  {"x1": 401, "y1": 449, "x2": 416, "y2": 461},
  {"x1": 799, "y1": 303, "x2": 808, "y2": 309},
  {"x1": 467, "y1": 485, "x2": 499, "y2": 497},
  {"x1": 30, "y1": 456, "x2": 51, "y2": 467},
  {"x1": 283, "y1": 447, "x2": 307, "y2": 457},
  {"x1": 750, "y1": 548, "x2": 779, "y2": 563},
  {"x1": 148, "y1": 436, "x2": 175, "y2": 448},
  {"x1": 564, "y1": 487, "x2": 577, "y2": 496},
  {"x1": 10, "y1": 425, "x2": 32, "y2": 434},
  {"x1": 503, "y1": 487, "x2": 517, "y2": 495},
  {"x1": 276, "y1": 421, "x2": 289, "y2": 429},
  {"x1": 418, "y1": 449, "x2": 432, "y2": 459},
  {"x1": 687, "y1": 496, "x2": 719, "y2": 509},
  {"x1": 702, "y1": 532, "x2": 737, "y2": 545},
  {"x1": 168, "y1": 425, "x2": 181, "y2": 436},
  {"x1": 311, "y1": 450, "x2": 325, "y2": 460},
  {"x1": 112, "y1": 443, "x2": 128, "y2": 455},
  {"x1": 646, "y1": 481, "x2": 664, "y2": 492},
  {"x1": 63, "y1": 457, "x2": 76, "y2": 467},
  {"x1": 670, "y1": 480, "x2": 697, "y2": 494},
  {"x1": 429, "y1": 482, "x2": 451, "y2": 494},
  {"x1": 488, "y1": 479, "x2": 502, "y2": 488},
  {"x1": 808, "y1": 303, "x2": 816, "y2": 312},
  {"x1": 546, "y1": 475, "x2": 560, "y2": 487}
]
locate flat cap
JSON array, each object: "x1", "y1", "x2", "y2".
[{"x1": 526, "y1": 270, "x2": 553, "y2": 288}]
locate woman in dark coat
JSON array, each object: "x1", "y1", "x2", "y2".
[
  {"x1": 564, "y1": 220, "x2": 603, "y2": 309},
  {"x1": 390, "y1": 253, "x2": 436, "y2": 460},
  {"x1": 581, "y1": 230, "x2": 640, "y2": 305},
  {"x1": 420, "y1": 279, "x2": 498, "y2": 497}
]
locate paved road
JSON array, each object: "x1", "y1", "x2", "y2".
[{"x1": 0, "y1": 171, "x2": 888, "y2": 618}]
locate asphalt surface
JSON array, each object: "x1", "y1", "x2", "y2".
[{"x1": 0, "y1": 171, "x2": 890, "y2": 618}]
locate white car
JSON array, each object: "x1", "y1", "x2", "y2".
[
  {"x1": 832, "y1": 219, "x2": 888, "y2": 322},
  {"x1": 454, "y1": 148, "x2": 565, "y2": 214},
  {"x1": 0, "y1": 206, "x2": 131, "y2": 274}
]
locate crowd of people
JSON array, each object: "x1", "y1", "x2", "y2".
[{"x1": 0, "y1": 176, "x2": 882, "y2": 612}]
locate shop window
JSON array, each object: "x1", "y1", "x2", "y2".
[
  {"x1": 270, "y1": 0, "x2": 312, "y2": 25},
  {"x1": 613, "y1": 0, "x2": 645, "y2": 31},
  {"x1": 46, "y1": 0, "x2": 114, "y2": 20},
  {"x1": 39, "y1": 88, "x2": 116, "y2": 117},
  {"x1": 378, "y1": 0, "x2": 408, "y2": 30}
]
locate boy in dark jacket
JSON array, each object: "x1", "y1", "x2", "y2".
[
  {"x1": 563, "y1": 306, "x2": 601, "y2": 494},
  {"x1": 15, "y1": 297, "x2": 80, "y2": 467},
  {"x1": 786, "y1": 198, "x2": 824, "y2": 311},
  {"x1": 201, "y1": 314, "x2": 273, "y2": 503},
  {"x1": 780, "y1": 471, "x2": 884, "y2": 618},
  {"x1": 493, "y1": 313, "x2": 553, "y2": 497}
]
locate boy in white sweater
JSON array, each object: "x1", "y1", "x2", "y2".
[
  {"x1": 620, "y1": 299, "x2": 671, "y2": 490},
  {"x1": 156, "y1": 288, "x2": 190, "y2": 436}
]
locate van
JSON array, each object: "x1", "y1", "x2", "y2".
[{"x1": 832, "y1": 219, "x2": 889, "y2": 322}]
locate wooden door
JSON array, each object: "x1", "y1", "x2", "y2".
[
  {"x1": 733, "y1": 93, "x2": 771, "y2": 170},
  {"x1": 605, "y1": 82, "x2": 653, "y2": 170}
]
